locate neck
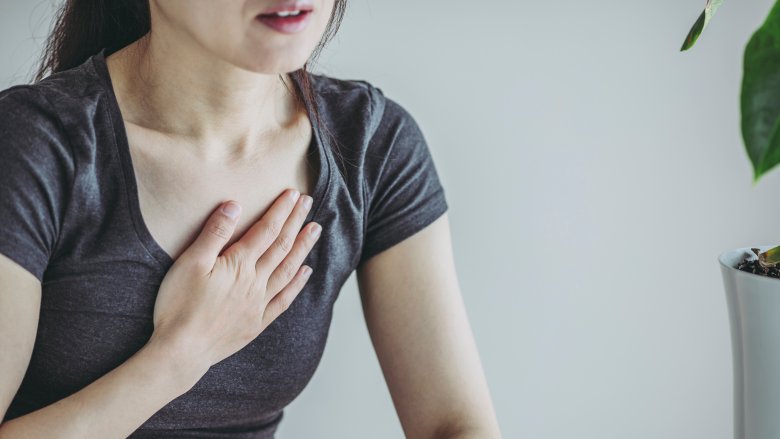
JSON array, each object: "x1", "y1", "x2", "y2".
[{"x1": 105, "y1": 32, "x2": 304, "y2": 160}]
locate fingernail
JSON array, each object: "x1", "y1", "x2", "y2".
[
  {"x1": 290, "y1": 189, "x2": 300, "y2": 201},
  {"x1": 302, "y1": 195, "x2": 313, "y2": 210},
  {"x1": 222, "y1": 201, "x2": 241, "y2": 219},
  {"x1": 310, "y1": 223, "x2": 321, "y2": 237}
]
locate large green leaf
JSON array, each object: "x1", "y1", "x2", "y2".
[
  {"x1": 680, "y1": 0, "x2": 725, "y2": 51},
  {"x1": 742, "y1": 0, "x2": 780, "y2": 182}
]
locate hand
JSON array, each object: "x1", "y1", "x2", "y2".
[{"x1": 148, "y1": 188, "x2": 322, "y2": 375}]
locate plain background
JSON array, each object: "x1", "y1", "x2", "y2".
[{"x1": 2, "y1": 0, "x2": 778, "y2": 437}]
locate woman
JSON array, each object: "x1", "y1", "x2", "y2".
[{"x1": 0, "y1": 1, "x2": 501, "y2": 437}]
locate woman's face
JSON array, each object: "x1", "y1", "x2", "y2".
[{"x1": 149, "y1": 0, "x2": 335, "y2": 73}]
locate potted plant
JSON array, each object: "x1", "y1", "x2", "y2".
[{"x1": 683, "y1": 1, "x2": 780, "y2": 436}]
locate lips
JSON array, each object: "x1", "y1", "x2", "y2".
[
  {"x1": 259, "y1": 1, "x2": 314, "y2": 15},
  {"x1": 256, "y1": 9, "x2": 312, "y2": 33},
  {"x1": 256, "y1": 0, "x2": 314, "y2": 33}
]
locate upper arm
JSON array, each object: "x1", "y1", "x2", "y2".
[
  {"x1": 0, "y1": 86, "x2": 73, "y2": 282},
  {"x1": 358, "y1": 91, "x2": 448, "y2": 266},
  {"x1": 0, "y1": 254, "x2": 41, "y2": 421},
  {"x1": 0, "y1": 85, "x2": 74, "y2": 421},
  {"x1": 356, "y1": 214, "x2": 501, "y2": 438},
  {"x1": 354, "y1": 87, "x2": 499, "y2": 437}
]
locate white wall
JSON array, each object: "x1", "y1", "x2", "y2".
[{"x1": 4, "y1": 1, "x2": 777, "y2": 438}]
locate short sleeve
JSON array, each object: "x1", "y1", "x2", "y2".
[
  {"x1": 0, "y1": 86, "x2": 74, "y2": 282},
  {"x1": 359, "y1": 92, "x2": 449, "y2": 265}
]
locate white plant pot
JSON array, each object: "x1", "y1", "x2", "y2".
[{"x1": 720, "y1": 246, "x2": 780, "y2": 439}]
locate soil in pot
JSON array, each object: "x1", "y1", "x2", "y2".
[{"x1": 737, "y1": 248, "x2": 780, "y2": 278}]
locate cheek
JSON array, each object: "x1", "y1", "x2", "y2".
[
  {"x1": 315, "y1": 1, "x2": 337, "y2": 30},
  {"x1": 304, "y1": 6, "x2": 337, "y2": 49},
  {"x1": 164, "y1": 1, "x2": 245, "y2": 50}
]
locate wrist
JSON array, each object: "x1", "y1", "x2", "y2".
[{"x1": 142, "y1": 333, "x2": 210, "y2": 392}]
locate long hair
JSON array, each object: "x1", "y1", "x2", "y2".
[{"x1": 31, "y1": 0, "x2": 350, "y2": 170}]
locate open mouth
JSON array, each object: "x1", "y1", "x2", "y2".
[
  {"x1": 257, "y1": 10, "x2": 312, "y2": 19},
  {"x1": 256, "y1": 9, "x2": 312, "y2": 33},
  {"x1": 260, "y1": 10, "x2": 311, "y2": 17}
]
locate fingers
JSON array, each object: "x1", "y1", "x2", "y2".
[
  {"x1": 262, "y1": 264, "x2": 313, "y2": 328},
  {"x1": 262, "y1": 220, "x2": 321, "y2": 295},
  {"x1": 254, "y1": 191, "x2": 314, "y2": 279},
  {"x1": 184, "y1": 201, "x2": 242, "y2": 272},
  {"x1": 234, "y1": 188, "x2": 301, "y2": 263}
]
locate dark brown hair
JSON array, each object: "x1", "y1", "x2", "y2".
[{"x1": 31, "y1": 0, "x2": 350, "y2": 170}]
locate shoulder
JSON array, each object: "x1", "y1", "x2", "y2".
[
  {"x1": 0, "y1": 55, "x2": 107, "y2": 164},
  {"x1": 306, "y1": 72, "x2": 421, "y2": 148},
  {"x1": 304, "y1": 74, "x2": 425, "y2": 166},
  {"x1": 0, "y1": 84, "x2": 71, "y2": 157},
  {"x1": 1, "y1": 55, "x2": 104, "y2": 129},
  {"x1": 0, "y1": 67, "x2": 97, "y2": 178},
  {"x1": 306, "y1": 73, "x2": 441, "y2": 197},
  {"x1": 0, "y1": 84, "x2": 57, "y2": 125},
  {"x1": 2, "y1": 53, "x2": 102, "y2": 120},
  {"x1": 308, "y1": 72, "x2": 383, "y2": 105}
]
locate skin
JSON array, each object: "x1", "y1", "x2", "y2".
[
  {"x1": 357, "y1": 216, "x2": 502, "y2": 438},
  {"x1": 0, "y1": 0, "x2": 501, "y2": 437}
]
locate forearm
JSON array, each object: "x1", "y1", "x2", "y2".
[{"x1": 0, "y1": 337, "x2": 208, "y2": 439}]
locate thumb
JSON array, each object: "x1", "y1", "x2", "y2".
[{"x1": 185, "y1": 201, "x2": 242, "y2": 268}]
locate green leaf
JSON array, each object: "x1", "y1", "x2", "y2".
[
  {"x1": 680, "y1": 0, "x2": 725, "y2": 51},
  {"x1": 741, "y1": 1, "x2": 780, "y2": 182},
  {"x1": 755, "y1": 245, "x2": 780, "y2": 268},
  {"x1": 762, "y1": 245, "x2": 780, "y2": 265}
]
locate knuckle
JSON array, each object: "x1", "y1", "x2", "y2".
[
  {"x1": 279, "y1": 260, "x2": 297, "y2": 280},
  {"x1": 259, "y1": 221, "x2": 281, "y2": 248},
  {"x1": 220, "y1": 250, "x2": 241, "y2": 272},
  {"x1": 266, "y1": 218, "x2": 282, "y2": 238},
  {"x1": 307, "y1": 224, "x2": 321, "y2": 242},
  {"x1": 226, "y1": 244, "x2": 245, "y2": 263},
  {"x1": 234, "y1": 257, "x2": 253, "y2": 279},
  {"x1": 274, "y1": 233, "x2": 293, "y2": 253},
  {"x1": 207, "y1": 220, "x2": 232, "y2": 240}
]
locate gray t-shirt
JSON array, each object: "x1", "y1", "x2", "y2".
[{"x1": 0, "y1": 48, "x2": 448, "y2": 438}]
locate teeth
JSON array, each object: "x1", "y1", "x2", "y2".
[{"x1": 275, "y1": 10, "x2": 301, "y2": 17}]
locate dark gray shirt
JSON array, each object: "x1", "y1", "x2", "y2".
[{"x1": 0, "y1": 48, "x2": 448, "y2": 438}]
